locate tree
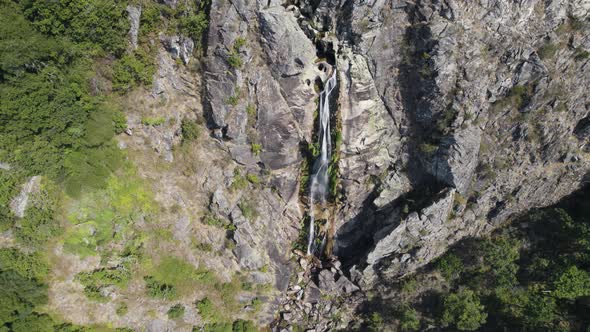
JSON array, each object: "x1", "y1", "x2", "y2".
[
  {"x1": 441, "y1": 289, "x2": 487, "y2": 331},
  {"x1": 399, "y1": 305, "x2": 420, "y2": 331},
  {"x1": 480, "y1": 236, "x2": 520, "y2": 286},
  {"x1": 554, "y1": 266, "x2": 590, "y2": 299},
  {"x1": 0, "y1": 270, "x2": 48, "y2": 327},
  {"x1": 437, "y1": 253, "x2": 464, "y2": 280}
]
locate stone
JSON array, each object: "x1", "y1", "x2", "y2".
[
  {"x1": 10, "y1": 176, "x2": 42, "y2": 218},
  {"x1": 126, "y1": 5, "x2": 141, "y2": 50}
]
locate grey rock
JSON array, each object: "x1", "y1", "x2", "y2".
[
  {"x1": 126, "y1": 5, "x2": 141, "y2": 50},
  {"x1": 10, "y1": 176, "x2": 42, "y2": 218},
  {"x1": 160, "y1": 35, "x2": 194, "y2": 65}
]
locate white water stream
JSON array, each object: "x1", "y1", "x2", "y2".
[{"x1": 307, "y1": 70, "x2": 337, "y2": 256}]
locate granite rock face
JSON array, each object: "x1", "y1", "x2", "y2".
[{"x1": 115, "y1": 0, "x2": 590, "y2": 329}]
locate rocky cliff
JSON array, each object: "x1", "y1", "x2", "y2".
[
  {"x1": 15, "y1": 0, "x2": 587, "y2": 330},
  {"x1": 188, "y1": 0, "x2": 590, "y2": 329}
]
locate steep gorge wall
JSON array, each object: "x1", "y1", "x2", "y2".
[{"x1": 196, "y1": 0, "x2": 590, "y2": 328}]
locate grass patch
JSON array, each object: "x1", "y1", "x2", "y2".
[
  {"x1": 239, "y1": 200, "x2": 258, "y2": 221},
  {"x1": 141, "y1": 116, "x2": 166, "y2": 126},
  {"x1": 143, "y1": 255, "x2": 216, "y2": 300},
  {"x1": 63, "y1": 164, "x2": 156, "y2": 257},
  {"x1": 538, "y1": 43, "x2": 558, "y2": 60}
]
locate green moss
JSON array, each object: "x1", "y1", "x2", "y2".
[
  {"x1": 246, "y1": 174, "x2": 260, "y2": 185},
  {"x1": 419, "y1": 143, "x2": 439, "y2": 155}
]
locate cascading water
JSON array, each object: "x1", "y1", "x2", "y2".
[{"x1": 307, "y1": 70, "x2": 337, "y2": 256}]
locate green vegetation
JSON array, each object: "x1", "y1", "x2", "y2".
[
  {"x1": 419, "y1": 143, "x2": 438, "y2": 155},
  {"x1": 238, "y1": 200, "x2": 258, "y2": 221},
  {"x1": 436, "y1": 253, "x2": 463, "y2": 280},
  {"x1": 63, "y1": 166, "x2": 156, "y2": 257},
  {"x1": 144, "y1": 275, "x2": 176, "y2": 299},
  {"x1": 21, "y1": 0, "x2": 129, "y2": 56},
  {"x1": 246, "y1": 174, "x2": 260, "y2": 185},
  {"x1": 230, "y1": 168, "x2": 249, "y2": 191},
  {"x1": 399, "y1": 305, "x2": 420, "y2": 331},
  {"x1": 367, "y1": 312, "x2": 384, "y2": 331},
  {"x1": 141, "y1": 116, "x2": 166, "y2": 126},
  {"x1": 538, "y1": 42, "x2": 558, "y2": 59},
  {"x1": 116, "y1": 302, "x2": 128, "y2": 316},
  {"x1": 203, "y1": 319, "x2": 257, "y2": 332},
  {"x1": 181, "y1": 118, "x2": 200, "y2": 142},
  {"x1": 15, "y1": 179, "x2": 62, "y2": 247},
  {"x1": 441, "y1": 289, "x2": 487, "y2": 331},
  {"x1": 167, "y1": 304, "x2": 185, "y2": 319},
  {"x1": 143, "y1": 256, "x2": 215, "y2": 300},
  {"x1": 76, "y1": 265, "x2": 132, "y2": 301},
  {"x1": 196, "y1": 297, "x2": 217, "y2": 321},
  {"x1": 227, "y1": 37, "x2": 246, "y2": 69},
  {"x1": 250, "y1": 143, "x2": 262, "y2": 156},
  {"x1": 112, "y1": 49, "x2": 156, "y2": 92}
]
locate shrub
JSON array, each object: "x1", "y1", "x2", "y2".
[
  {"x1": 437, "y1": 253, "x2": 464, "y2": 280},
  {"x1": 441, "y1": 289, "x2": 487, "y2": 331},
  {"x1": 399, "y1": 306, "x2": 420, "y2": 331},
  {"x1": 112, "y1": 49, "x2": 155, "y2": 93},
  {"x1": 553, "y1": 266, "x2": 590, "y2": 299},
  {"x1": 196, "y1": 297, "x2": 217, "y2": 321},
  {"x1": 179, "y1": 11, "x2": 208, "y2": 48},
  {"x1": 112, "y1": 111, "x2": 128, "y2": 134},
  {"x1": 167, "y1": 304, "x2": 185, "y2": 319},
  {"x1": 15, "y1": 181, "x2": 62, "y2": 247},
  {"x1": 21, "y1": 0, "x2": 130, "y2": 56},
  {"x1": 251, "y1": 143, "x2": 262, "y2": 156},
  {"x1": 116, "y1": 302, "x2": 128, "y2": 316},
  {"x1": 181, "y1": 118, "x2": 200, "y2": 142},
  {"x1": 367, "y1": 312, "x2": 384, "y2": 331},
  {"x1": 77, "y1": 266, "x2": 131, "y2": 301},
  {"x1": 144, "y1": 276, "x2": 176, "y2": 299},
  {"x1": 0, "y1": 249, "x2": 48, "y2": 282}
]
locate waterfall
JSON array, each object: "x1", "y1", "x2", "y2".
[{"x1": 307, "y1": 70, "x2": 337, "y2": 256}]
